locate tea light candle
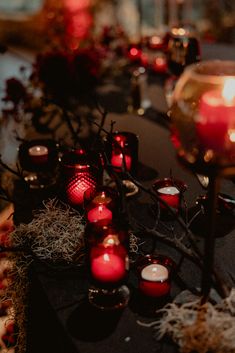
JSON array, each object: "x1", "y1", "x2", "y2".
[
  {"x1": 157, "y1": 186, "x2": 180, "y2": 209},
  {"x1": 28, "y1": 145, "x2": 48, "y2": 164},
  {"x1": 111, "y1": 153, "x2": 132, "y2": 171},
  {"x1": 139, "y1": 263, "x2": 170, "y2": 297},
  {"x1": 87, "y1": 205, "x2": 113, "y2": 223},
  {"x1": 197, "y1": 78, "x2": 235, "y2": 153},
  {"x1": 91, "y1": 253, "x2": 126, "y2": 283},
  {"x1": 92, "y1": 191, "x2": 112, "y2": 205}
]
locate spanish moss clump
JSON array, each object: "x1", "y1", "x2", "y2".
[
  {"x1": 154, "y1": 289, "x2": 235, "y2": 353},
  {"x1": 5, "y1": 199, "x2": 86, "y2": 353},
  {"x1": 12, "y1": 198, "x2": 85, "y2": 263}
]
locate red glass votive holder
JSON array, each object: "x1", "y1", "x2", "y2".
[
  {"x1": 61, "y1": 149, "x2": 103, "y2": 208},
  {"x1": 153, "y1": 178, "x2": 187, "y2": 211},
  {"x1": 84, "y1": 187, "x2": 118, "y2": 225},
  {"x1": 106, "y1": 131, "x2": 138, "y2": 175},
  {"x1": 86, "y1": 223, "x2": 130, "y2": 310},
  {"x1": 137, "y1": 254, "x2": 175, "y2": 298}
]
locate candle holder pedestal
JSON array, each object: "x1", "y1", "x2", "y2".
[{"x1": 88, "y1": 284, "x2": 130, "y2": 311}]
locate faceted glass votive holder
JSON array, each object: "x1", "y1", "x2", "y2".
[{"x1": 60, "y1": 149, "x2": 103, "y2": 208}]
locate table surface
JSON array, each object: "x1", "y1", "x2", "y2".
[{"x1": 1, "y1": 44, "x2": 235, "y2": 353}]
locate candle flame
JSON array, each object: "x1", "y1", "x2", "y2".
[
  {"x1": 222, "y1": 78, "x2": 235, "y2": 103},
  {"x1": 103, "y1": 253, "x2": 110, "y2": 262},
  {"x1": 228, "y1": 129, "x2": 235, "y2": 142}
]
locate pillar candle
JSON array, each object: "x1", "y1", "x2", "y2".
[{"x1": 197, "y1": 78, "x2": 235, "y2": 153}]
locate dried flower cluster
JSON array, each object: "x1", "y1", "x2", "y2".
[{"x1": 154, "y1": 289, "x2": 235, "y2": 353}]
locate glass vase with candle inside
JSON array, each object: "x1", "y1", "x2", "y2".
[
  {"x1": 60, "y1": 149, "x2": 103, "y2": 208},
  {"x1": 84, "y1": 187, "x2": 118, "y2": 226},
  {"x1": 170, "y1": 60, "x2": 235, "y2": 175},
  {"x1": 105, "y1": 131, "x2": 139, "y2": 176},
  {"x1": 86, "y1": 223, "x2": 130, "y2": 310}
]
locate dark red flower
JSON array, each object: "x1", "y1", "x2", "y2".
[{"x1": 3, "y1": 78, "x2": 27, "y2": 105}]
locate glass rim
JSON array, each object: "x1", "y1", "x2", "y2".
[{"x1": 183, "y1": 60, "x2": 235, "y2": 84}]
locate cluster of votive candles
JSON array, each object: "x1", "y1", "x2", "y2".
[
  {"x1": 84, "y1": 188, "x2": 128, "y2": 285},
  {"x1": 84, "y1": 187, "x2": 175, "y2": 298}
]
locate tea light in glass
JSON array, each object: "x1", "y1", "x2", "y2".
[
  {"x1": 153, "y1": 178, "x2": 187, "y2": 210},
  {"x1": 28, "y1": 145, "x2": 49, "y2": 164},
  {"x1": 137, "y1": 254, "x2": 175, "y2": 298}
]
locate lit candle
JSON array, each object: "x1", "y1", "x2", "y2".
[
  {"x1": 92, "y1": 191, "x2": 112, "y2": 205},
  {"x1": 157, "y1": 186, "x2": 180, "y2": 209},
  {"x1": 128, "y1": 47, "x2": 142, "y2": 62},
  {"x1": 111, "y1": 153, "x2": 132, "y2": 171},
  {"x1": 28, "y1": 145, "x2": 48, "y2": 164},
  {"x1": 152, "y1": 56, "x2": 168, "y2": 73},
  {"x1": 197, "y1": 78, "x2": 235, "y2": 153},
  {"x1": 139, "y1": 263, "x2": 170, "y2": 297},
  {"x1": 87, "y1": 205, "x2": 113, "y2": 223},
  {"x1": 91, "y1": 252, "x2": 126, "y2": 283}
]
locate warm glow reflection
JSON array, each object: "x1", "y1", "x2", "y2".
[
  {"x1": 228, "y1": 129, "x2": 235, "y2": 142},
  {"x1": 65, "y1": 0, "x2": 90, "y2": 11},
  {"x1": 222, "y1": 78, "x2": 235, "y2": 103},
  {"x1": 172, "y1": 27, "x2": 186, "y2": 36},
  {"x1": 103, "y1": 253, "x2": 110, "y2": 262},
  {"x1": 103, "y1": 234, "x2": 119, "y2": 247},
  {"x1": 155, "y1": 57, "x2": 166, "y2": 66},
  {"x1": 151, "y1": 36, "x2": 162, "y2": 45},
  {"x1": 130, "y1": 48, "x2": 139, "y2": 56}
]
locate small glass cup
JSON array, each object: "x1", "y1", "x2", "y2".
[
  {"x1": 105, "y1": 131, "x2": 139, "y2": 176},
  {"x1": 137, "y1": 254, "x2": 175, "y2": 298},
  {"x1": 152, "y1": 178, "x2": 187, "y2": 218}
]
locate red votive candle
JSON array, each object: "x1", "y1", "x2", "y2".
[
  {"x1": 137, "y1": 255, "x2": 175, "y2": 298},
  {"x1": 153, "y1": 178, "x2": 187, "y2": 210},
  {"x1": 157, "y1": 186, "x2": 180, "y2": 208},
  {"x1": 90, "y1": 234, "x2": 128, "y2": 284},
  {"x1": 111, "y1": 153, "x2": 132, "y2": 171},
  {"x1": 28, "y1": 145, "x2": 49, "y2": 164},
  {"x1": 139, "y1": 263, "x2": 170, "y2": 297},
  {"x1": 84, "y1": 188, "x2": 117, "y2": 225},
  {"x1": 197, "y1": 78, "x2": 235, "y2": 154},
  {"x1": 87, "y1": 205, "x2": 113, "y2": 223},
  {"x1": 152, "y1": 56, "x2": 168, "y2": 73}
]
